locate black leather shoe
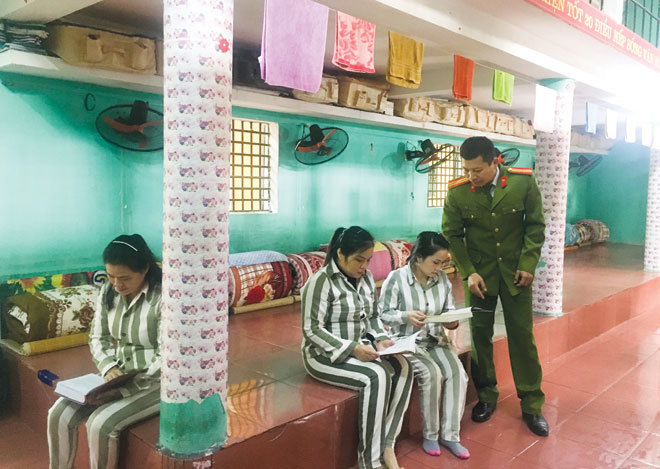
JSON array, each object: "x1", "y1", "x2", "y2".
[
  {"x1": 523, "y1": 412, "x2": 549, "y2": 436},
  {"x1": 471, "y1": 401, "x2": 496, "y2": 422}
]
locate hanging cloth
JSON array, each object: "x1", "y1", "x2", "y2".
[
  {"x1": 642, "y1": 123, "x2": 653, "y2": 147},
  {"x1": 606, "y1": 109, "x2": 617, "y2": 139},
  {"x1": 626, "y1": 116, "x2": 637, "y2": 143},
  {"x1": 492, "y1": 70, "x2": 514, "y2": 105},
  {"x1": 386, "y1": 31, "x2": 423, "y2": 88},
  {"x1": 585, "y1": 102, "x2": 598, "y2": 134},
  {"x1": 453, "y1": 55, "x2": 474, "y2": 100},
  {"x1": 332, "y1": 11, "x2": 376, "y2": 73},
  {"x1": 260, "y1": 0, "x2": 329, "y2": 93},
  {"x1": 532, "y1": 84, "x2": 557, "y2": 133}
]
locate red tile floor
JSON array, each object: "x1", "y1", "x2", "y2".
[{"x1": 2, "y1": 243, "x2": 660, "y2": 468}]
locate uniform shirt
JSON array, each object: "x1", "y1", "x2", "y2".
[
  {"x1": 379, "y1": 265, "x2": 455, "y2": 347},
  {"x1": 442, "y1": 166, "x2": 545, "y2": 296},
  {"x1": 302, "y1": 259, "x2": 389, "y2": 363},
  {"x1": 89, "y1": 281, "x2": 161, "y2": 395}
]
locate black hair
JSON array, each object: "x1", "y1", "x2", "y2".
[
  {"x1": 459, "y1": 136, "x2": 499, "y2": 164},
  {"x1": 102, "y1": 234, "x2": 162, "y2": 308},
  {"x1": 325, "y1": 226, "x2": 375, "y2": 266},
  {"x1": 408, "y1": 231, "x2": 450, "y2": 266}
]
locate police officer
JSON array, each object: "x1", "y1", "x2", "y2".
[{"x1": 441, "y1": 136, "x2": 549, "y2": 436}]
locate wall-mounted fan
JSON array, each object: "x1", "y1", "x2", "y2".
[
  {"x1": 570, "y1": 154, "x2": 602, "y2": 176},
  {"x1": 294, "y1": 124, "x2": 349, "y2": 165},
  {"x1": 498, "y1": 147, "x2": 520, "y2": 166},
  {"x1": 96, "y1": 100, "x2": 163, "y2": 152},
  {"x1": 405, "y1": 139, "x2": 456, "y2": 173}
]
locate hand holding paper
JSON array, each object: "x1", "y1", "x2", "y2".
[
  {"x1": 377, "y1": 331, "x2": 421, "y2": 356},
  {"x1": 424, "y1": 307, "x2": 474, "y2": 323}
]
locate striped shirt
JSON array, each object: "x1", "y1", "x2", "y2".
[
  {"x1": 89, "y1": 282, "x2": 161, "y2": 394},
  {"x1": 302, "y1": 259, "x2": 389, "y2": 363},
  {"x1": 379, "y1": 265, "x2": 455, "y2": 347}
]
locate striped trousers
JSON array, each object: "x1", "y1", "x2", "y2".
[
  {"x1": 409, "y1": 344, "x2": 468, "y2": 442},
  {"x1": 47, "y1": 386, "x2": 160, "y2": 469},
  {"x1": 303, "y1": 353, "x2": 413, "y2": 469}
]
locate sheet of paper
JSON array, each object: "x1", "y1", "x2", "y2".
[
  {"x1": 378, "y1": 331, "x2": 421, "y2": 356},
  {"x1": 424, "y1": 307, "x2": 473, "y2": 323}
]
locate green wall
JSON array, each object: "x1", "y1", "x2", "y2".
[
  {"x1": 0, "y1": 73, "x2": 649, "y2": 281},
  {"x1": 567, "y1": 142, "x2": 649, "y2": 244},
  {"x1": 0, "y1": 74, "x2": 163, "y2": 281}
]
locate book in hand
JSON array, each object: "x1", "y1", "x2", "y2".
[
  {"x1": 378, "y1": 331, "x2": 422, "y2": 356},
  {"x1": 424, "y1": 307, "x2": 474, "y2": 324},
  {"x1": 54, "y1": 371, "x2": 137, "y2": 405}
]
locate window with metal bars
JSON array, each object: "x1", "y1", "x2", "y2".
[
  {"x1": 427, "y1": 144, "x2": 461, "y2": 208},
  {"x1": 623, "y1": 0, "x2": 660, "y2": 47},
  {"x1": 230, "y1": 118, "x2": 278, "y2": 213}
]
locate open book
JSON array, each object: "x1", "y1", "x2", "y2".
[
  {"x1": 424, "y1": 307, "x2": 474, "y2": 323},
  {"x1": 54, "y1": 371, "x2": 137, "y2": 404},
  {"x1": 378, "y1": 331, "x2": 422, "y2": 356}
]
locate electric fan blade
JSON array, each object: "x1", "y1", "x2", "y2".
[
  {"x1": 294, "y1": 127, "x2": 348, "y2": 165},
  {"x1": 104, "y1": 116, "x2": 163, "y2": 134}
]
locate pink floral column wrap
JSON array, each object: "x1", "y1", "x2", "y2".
[
  {"x1": 644, "y1": 149, "x2": 660, "y2": 271},
  {"x1": 160, "y1": 0, "x2": 233, "y2": 456},
  {"x1": 532, "y1": 79, "x2": 575, "y2": 316}
]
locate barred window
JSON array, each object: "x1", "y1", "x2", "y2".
[
  {"x1": 230, "y1": 118, "x2": 278, "y2": 213},
  {"x1": 427, "y1": 144, "x2": 461, "y2": 208},
  {"x1": 623, "y1": 0, "x2": 660, "y2": 46}
]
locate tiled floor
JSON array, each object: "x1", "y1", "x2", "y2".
[{"x1": 395, "y1": 308, "x2": 660, "y2": 469}]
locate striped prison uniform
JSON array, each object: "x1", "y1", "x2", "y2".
[
  {"x1": 379, "y1": 265, "x2": 468, "y2": 442},
  {"x1": 48, "y1": 282, "x2": 162, "y2": 469},
  {"x1": 301, "y1": 260, "x2": 413, "y2": 469}
]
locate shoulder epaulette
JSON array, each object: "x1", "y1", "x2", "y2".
[
  {"x1": 448, "y1": 176, "x2": 469, "y2": 189},
  {"x1": 507, "y1": 167, "x2": 533, "y2": 175}
]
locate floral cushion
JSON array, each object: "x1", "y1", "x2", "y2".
[
  {"x1": 228, "y1": 261, "x2": 294, "y2": 307},
  {"x1": 368, "y1": 242, "x2": 393, "y2": 281},
  {"x1": 382, "y1": 240, "x2": 413, "y2": 270},
  {"x1": 286, "y1": 251, "x2": 327, "y2": 294}
]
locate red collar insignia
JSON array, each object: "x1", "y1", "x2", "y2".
[{"x1": 501, "y1": 175, "x2": 507, "y2": 188}]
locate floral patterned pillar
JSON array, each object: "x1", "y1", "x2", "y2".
[
  {"x1": 532, "y1": 78, "x2": 575, "y2": 316},
  {"x1": 159, "y1": 0, "x2": 233, "y2": 457},
  {"x1": 644, "y1": 149, "x2": 660, "y2": 271}
]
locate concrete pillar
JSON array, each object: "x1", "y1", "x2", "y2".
[
  {"x1": 532, "y1": 78, "x2": 575, "y2": 316},
  {"x1": 159, "y1": 0, "x2": 233, "y2": 457},
  {"x1": 644, "y1": 149, "x2": 660, "y2": 271}
]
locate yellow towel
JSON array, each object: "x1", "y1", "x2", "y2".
[{"x1": 387, "y1": 31, "x2": 423, "y2": 89}]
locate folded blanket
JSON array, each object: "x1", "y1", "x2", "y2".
[
  {"x1": 229, "y1": 250, "x2": 288, "y2": 267},
  {"x1": 260, "y1": 0, "x2": 329, "y2": 93},
  {"x1": 386, "y1": 31, "x2": 423, "y2": 88},
  {"x1": 332, "y1": 11, "x2": 376, "y2": 73},
  {"x1": 492, "y1": 69, "x2": 514, "y2": 105},
  {"x1": 453, "y1": 55, "x2": 474, "y2": 101}
]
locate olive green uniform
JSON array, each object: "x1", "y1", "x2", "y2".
[{"x1": 441, "y1": 166, "x2": 545, "y2": 413}]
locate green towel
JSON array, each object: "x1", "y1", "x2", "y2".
[{"x1": 492, "y1": 70, "x2": 514, "y2": 105}]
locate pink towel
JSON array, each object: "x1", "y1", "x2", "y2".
[
  {"x1": 533, "y1": 84, "x2": 557, "y2": 133},
  {"x1": 260, "y1": 0, "x2": 329, "y2": 93},
  {"x1": 332, "y1": 11, "x2": 376, "y2": 73}
]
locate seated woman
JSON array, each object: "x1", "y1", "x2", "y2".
[
  {"x1": 379, "y1": 231, "x2": 470, "y2": 459},
  {"x1": 302, "y1": 226, "x2": 413, "y2": 469},
  {"x1": 48, "y1": 234, "x2": 162, "y2": 469}
]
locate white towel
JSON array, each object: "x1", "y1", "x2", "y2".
[
  {"x1": 626, "y1": 116, "x2": 637, "y2": 143},
  {"x1": 533, "y1": 84, "x2": 557, "y2": 133}
]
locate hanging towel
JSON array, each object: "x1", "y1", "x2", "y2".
[
  {"x1": 642, "y1": 123, "x2": 653, "y2": 147},
  {"x1": 260, "y1": 0, "x2": 329, "y2": 93},
  {"x1": 386, "y1": 31, "x2": 423, "y2": 88},
  {"x1": 332, "y1": 12, "x2": 375, "y2": 73},
  {"x1": 606, "y1": 109, "x2": 617, "y2": 139},
  {"x1": 626, "y1": 116, "x2": 637, "y2": 143},
  {"x1": 492, "y1": 70, "x2": 514, "y2": 105},
  {"x1": 533, "y1": 84, "x2": 557, "y2": 133},
  {"x1": 585, "y1": 102, "x2": 599, "y2": 134},
  {"x1": 452, "y1": 55, "x2": 475, "y2": 101},
  {"x1": 652, "y1": 125, "x2": 660, "y2": 149}
]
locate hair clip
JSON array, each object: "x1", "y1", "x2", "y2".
[{"x1": 112, "y1": 240, "x2": 138, "y2": 251}]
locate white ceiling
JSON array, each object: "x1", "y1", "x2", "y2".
[{"x1": 56, "y1": 0, "x2": 660, "y2": 127}]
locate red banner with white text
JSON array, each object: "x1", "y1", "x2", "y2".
[{"x1": 525, "y1": 0, "x2": 660, "y2": 72}]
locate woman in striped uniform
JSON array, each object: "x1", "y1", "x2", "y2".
[
  {"x1": 48, "y1": 234, "x2": 162, "y2": 469},
  {"x1": 302, "y1": 226, "x2": 413, "y2": 469},
  {"x1": 379, "y1": 232, "x2": 470, "y2": 459}
]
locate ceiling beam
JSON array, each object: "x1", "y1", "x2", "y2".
[{"x1": 0, "y1": 0, "x2": 103, "y2": 23}]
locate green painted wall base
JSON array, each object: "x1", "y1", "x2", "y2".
[{"x1": 158, "y1": 394, "x2": 228, "y2": 458}]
